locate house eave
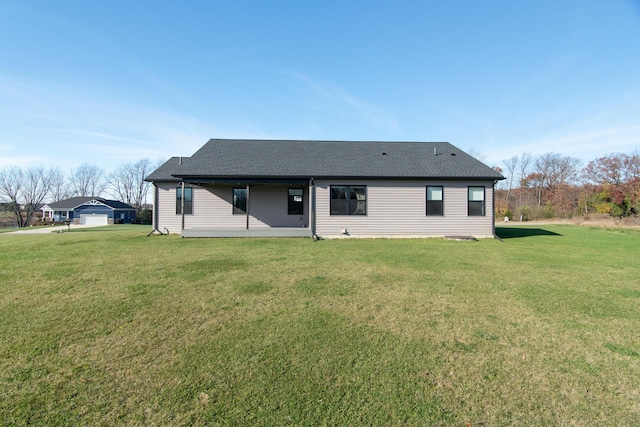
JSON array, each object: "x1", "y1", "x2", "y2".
[
  {"x1": 174, "y1": 175, "x2": 504, "y2": 182},
  {"x1": 180, "y1": 177, "x2": 310, "y2": 185}
]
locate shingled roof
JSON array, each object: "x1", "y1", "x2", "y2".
[
  {"x1": 146, "y1": 139, "x2": 504, "y2": 181},
  {"x1": 45, "y1": 197, "x2": 136, "y2": 210}
]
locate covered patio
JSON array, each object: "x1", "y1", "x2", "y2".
[{"x1": 175, "y1": 177, "x2": 314, "y2": 238}]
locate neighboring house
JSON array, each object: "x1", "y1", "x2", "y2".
[
  {"x1": 145, "y1": 139, "x2": 505, "y2": 238},
  {"x1": 41, "y1": 197, "x2": 137, "y2": 225}
]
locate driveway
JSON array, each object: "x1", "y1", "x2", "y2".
[{"x1": 2, "y1": 224, "x2": 109, "y2": 235}]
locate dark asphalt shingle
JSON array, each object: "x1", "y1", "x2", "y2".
[
  {"x1": 46, "y1": 197, "x2": 136, "y2": 210},
  {"x1": 146, "y1": 139, "x2": 505, "y2": 181}
]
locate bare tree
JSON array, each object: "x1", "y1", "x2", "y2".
[
  {"x1": 502, "y1": 155, "x2": 519, "y2": 206},
  {"x1": 49, "y1": 167, "x2": 67, "y2": 202},
  {"x1": 466, "y1": 147, "x2": 486, "y2": 162},
  {"x1": 0, "y1": 166, "x2": 56, "y2": 227},
  {"x1": 560, "y1": 156, "x2": 582, "y2": 185},
  {"x1": 0, "y1": 167, "x2": 23, "y2": 226},
  {"x1": 131, "y1": 159, "x2": 153, "y2": 208},
  {"x1": 534, "y1": 153, "x2": 554, "y2": 208},
  {"x1": 69, "y1": 163, "x2": 105, "y2": 197},
  {"x1": 108, "y1": 159, "x2": 152, "y2": 211},
  {"x1": 109, "y1": 163, "x2": 135, "y2": 205},
  {"x1": 517, "y1": 152, "x2": 532, "y2": 207},
  {"x1": 547, "y1": 155, "x2": 581, "y2": 188}
]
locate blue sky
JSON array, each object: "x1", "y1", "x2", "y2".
[{"x1": 1, "y1": 0, "x2": 639, "y2": 173}]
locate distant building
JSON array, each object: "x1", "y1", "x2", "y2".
[{"x1": 41, "y1": 197, "x2": 137, "y2": 225}]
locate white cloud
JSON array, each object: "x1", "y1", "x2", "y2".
[
  {"x1": 485, "y1": 124, "x2": 640, "y2": 166},
  {"x1": 286, "y1": 71, "x2": 399, "y2": 132},
  {"x1": 0, "y1": 76, "x2": 234, "y2": 171}
]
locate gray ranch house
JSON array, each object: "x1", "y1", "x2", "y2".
[
  {"x1": 41, "y1": 197, "x2": 137, "y2": 225},
  {"x1": 145, "y1": 139, "x2": 505, "y2": 238}
]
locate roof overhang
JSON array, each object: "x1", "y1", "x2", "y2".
[
  {"x1": 178, "y1": 175, "x2": 503, "y2": 183},
  {"x1": 179, "y1": 177, "x2": 310, "y2": 185}
]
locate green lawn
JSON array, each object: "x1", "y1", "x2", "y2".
[{"x1": 1, "y1": 225, "x2": 639, "y2": 425}]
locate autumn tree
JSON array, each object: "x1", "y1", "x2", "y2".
[
  {"x1": 582, "y1": 152, "x2": 640, "y2": 216},
  {"x1": 522, "y1": 172, "x2": 544, "y2": 210},
  {"x1": 528, "y1": 153, "x2": 581, "y2": 211},
  {"x1": 495, "y1": 149, "x2": 640, "y2": 220},
  {"x1": 582, "y1": 153, "x2": 640, "y2": 186}
]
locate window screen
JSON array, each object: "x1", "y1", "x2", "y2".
[
  {"x1": 468, "y1": 186, "x2": 485, "y2": 216},
  {"x1": 176, "y1": 187, "x2": 193, "y2": 215},
  {"x1": 427, "y1": 186, "x2": 444, "y2": 216}
]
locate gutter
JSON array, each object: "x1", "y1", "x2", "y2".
[
  {"x1": 309, "y1": 178, "x2": 317, "y2": 239},
  {"x1": 492, "y1": 179, "x2": 503, "y2": 242},
  {"x1": 181, "y1": 181, "x2": 185, "y2": 233}
]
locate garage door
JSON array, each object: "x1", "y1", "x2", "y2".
[{"x1": 80, "y1": 214, "x2": 108, "y2": 226}]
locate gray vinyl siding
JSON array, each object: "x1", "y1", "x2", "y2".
[
  {"x1": 155, "y1": 183, "x2": 189, "y2": 233},
  {"x1": 154, "y1": 183, "x2": 309, "y2": 233},
  {"x1": 314, "y1": 179, "x2": 495, "y2": 238},
  {"x1": 155, "y1": 180, "x2": 495, "y2": 237},
  {"x1": 247, "y1": 186, "x2": 309, "y2": 228}
]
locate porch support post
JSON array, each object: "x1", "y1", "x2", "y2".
[{"x1": 245, "y1": 184, "x2": 250, "y2": 230}]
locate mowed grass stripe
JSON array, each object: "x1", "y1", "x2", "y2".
[{"x1": 1, "y1": 224, "x2": 639, "y2": 425}]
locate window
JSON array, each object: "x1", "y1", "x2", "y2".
[
  {"x1": 330, "y1": 186, "x2": 366, "y2": 215},
  {"x1": 426, "y1": 186, "x2": 444, "y2": 216},
  {"x1": 468, "y1": 186, "x2": 485, "y2": 216},
  {"x1": 288, "y1": 188, "x2": 304, "y2": 215},
  {"x1": 233, "y1": 188, "x2": 247, "y2": 214},
  {"x1": 176, "y1": 187, "x2": 193, "y2": 215}
]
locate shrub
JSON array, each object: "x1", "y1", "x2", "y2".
[
  {"x1": 515, "y1": 205, "x2": 532, "y2": 221},
  {"x1": 137, "y1": 208, "x2": 152, "y2": 224}
]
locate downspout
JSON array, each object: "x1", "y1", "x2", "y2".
[
  {"x1": 153, "y1": 184, "x2": 158, "y2": 230},
  {"x1": 309, "y1": 178, "x2": 316, "y2": 238},
  {"x1": 181, "y1": 181, "x2": 185, "y2": 232},
  {"x1": 246, "y1": 184, "x2": 250, "y2": 230},
  {"x1": 493, "y1": 180, "x2": 501, "y2": 241}
]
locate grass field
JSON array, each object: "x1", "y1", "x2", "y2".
[{"x1": 1, "y1": 224, "x2": 639, "y2": 425}]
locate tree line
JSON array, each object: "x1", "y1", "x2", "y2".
[
  {"x1": 496, "y1": 150, "x2": 640, "y2": 221},
  {"x1": 3, "y1": 150, "x2": 639, "y2": 228},
  {"x1": 0, "y1": 159, "x2": 159, "y2": 227}
]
